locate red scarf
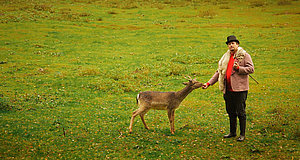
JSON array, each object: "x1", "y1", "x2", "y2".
[{"x1": 226, "y1": 53, "x2": 235, "y2": 91}]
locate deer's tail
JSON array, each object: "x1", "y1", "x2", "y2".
[{"x1": 136, "y1": 94, "x2": 140, "y2": 104}]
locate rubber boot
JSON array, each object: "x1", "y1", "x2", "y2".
[
  {"x1": 237, "y1": 119, "x2": 246, "y2": 142},
  {"x1": 223, "y1": 117, "x2": 237, "y2": 138}
]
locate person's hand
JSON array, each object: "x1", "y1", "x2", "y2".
[
  {"x1": 202, "y1": 82, "x2": 210, "y2": 89},
  {"x1": 233, "y1": 61, "x2": 239, "y2": 70}
]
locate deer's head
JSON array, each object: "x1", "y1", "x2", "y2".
[{"x1": 183, "y1": 76, "x2": 203, "y2": 89}]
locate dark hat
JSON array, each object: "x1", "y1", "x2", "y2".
[{"x1": 226, "y1": 35, "x2": 240, "y2": 44}]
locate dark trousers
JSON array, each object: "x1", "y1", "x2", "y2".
[{"x1": 223, "y1": 91, "x2": 248, "y2": 135}]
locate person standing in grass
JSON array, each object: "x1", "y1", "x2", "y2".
[{"x1": 202, "y1": 35, "x2": 254, "y2": 141}]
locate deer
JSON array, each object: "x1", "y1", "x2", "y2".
[{"x1": 129, "y1": 76, "x2": 203, "y2": 134}]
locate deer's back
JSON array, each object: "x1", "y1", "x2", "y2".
[{"x1": 137, "y1": 91, "x2": 179, "y2": 110}]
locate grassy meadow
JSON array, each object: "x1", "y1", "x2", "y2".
[{"x1": 0, "y1": 0, "x2": 299, "y2": 159}]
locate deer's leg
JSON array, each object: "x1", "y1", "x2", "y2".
[
  {"x1": 171, "y1": 110, "x2": 175, "y2": 134},
  {"x1": 129, "y1": 109, "x2": 142, "y2": 133},
  {"x1": 168, "y1": 109, "x2": 175, "y2": 134},
  {"x1": 140, "y1": 109, "x2": 150, "y2": 130}
]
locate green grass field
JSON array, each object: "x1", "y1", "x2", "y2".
[{"x1": 0, "y1": 0, "x2": 299, "y2": 159}]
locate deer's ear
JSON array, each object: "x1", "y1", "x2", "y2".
[{"x1": 183, "y1": 82, "x2": 188, "y2": 85}]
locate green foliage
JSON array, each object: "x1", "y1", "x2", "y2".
[{"x1": 0, "y1": 0, "x2": 299, "y2": 159}]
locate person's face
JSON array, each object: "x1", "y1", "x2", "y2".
[{"x1": 227, "y1": 41, "x2": 239, "y2": 53}]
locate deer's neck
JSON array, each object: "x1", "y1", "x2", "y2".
[{"x1": 175, "y1": 85, "x2": 194, "y2": 102}]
